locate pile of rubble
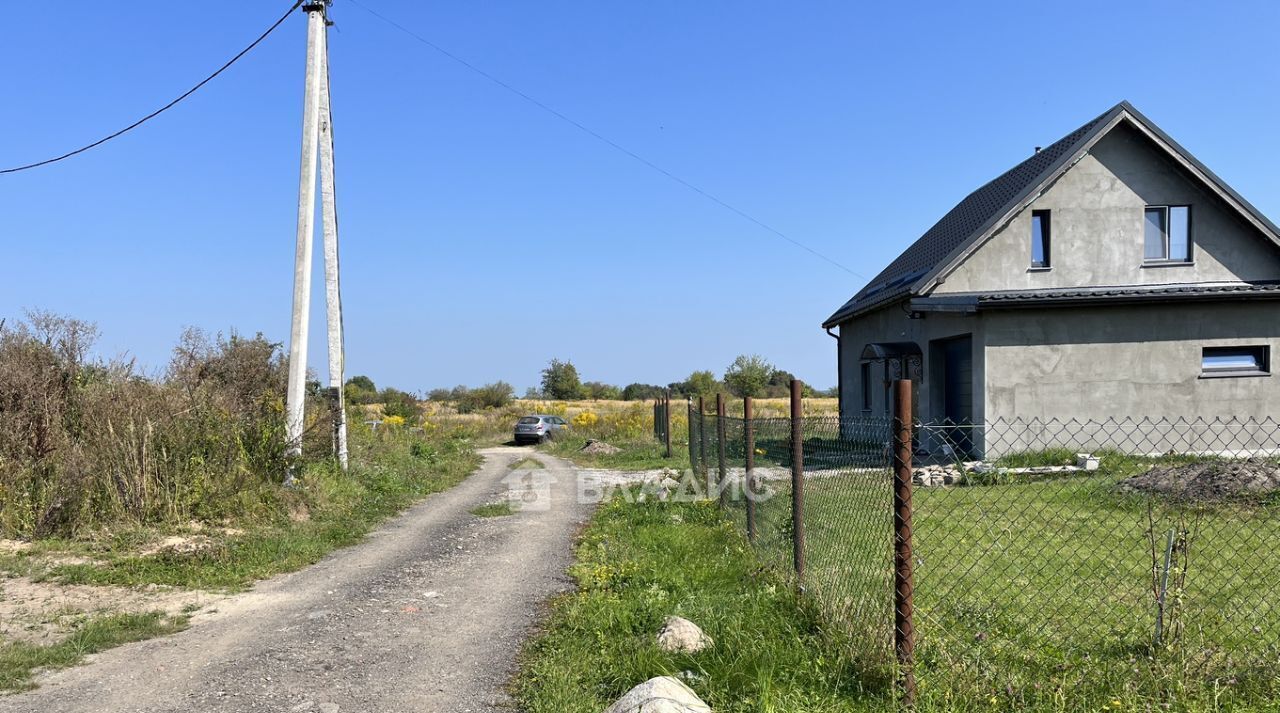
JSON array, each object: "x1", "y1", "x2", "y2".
[
  {"x1": 580, "y1": 439, "x2": 622, "y2": 455},
  {"x1": 912, "y1": 453, "x2": 1100, "y2": 488}
]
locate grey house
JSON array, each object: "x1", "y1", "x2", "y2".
[{"x1": 824, "y1": 101, "x2": 1280, "y2": 454}]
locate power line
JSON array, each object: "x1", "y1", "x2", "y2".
[
  {"x1": 0, "y1": 1, "x2": 304, "y2": 176},
  {"x1": 345, "y1": 0, "x2": 863, "y2": 279}
]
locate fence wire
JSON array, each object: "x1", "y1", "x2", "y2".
[{"x1": 687, "y1": 402, "x2": 1280, "y2": 709}]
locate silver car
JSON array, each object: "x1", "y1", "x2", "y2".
[{"x1": 513, "y1": 414, "x2": 568, "y2": 445}]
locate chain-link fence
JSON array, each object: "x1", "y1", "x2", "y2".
[{"x1": 686, "y1": 384, "x2": 1280, "y2": 710}]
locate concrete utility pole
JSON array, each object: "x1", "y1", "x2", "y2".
[
  {"x1": 286, "y1": 0, "x2": 347, "y2": 481},
  {"x1": 318, "y1": 22, "x2": 349, "y2": 470}
]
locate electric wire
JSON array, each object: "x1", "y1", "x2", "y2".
[
  {"x1": 345, "y1": 0, "x2": 864, "y2": 278},
  {"x1": 0, "y1": 1, "x2": 304, "y2": 175}
]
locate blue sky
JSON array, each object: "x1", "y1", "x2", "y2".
[{"x1": 3, "y1": 1, "x2": 1278, "y2": 394}]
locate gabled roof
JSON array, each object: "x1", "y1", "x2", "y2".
[{"x1": 823, "y1": 101, "x2": 1280, "y2": 328}]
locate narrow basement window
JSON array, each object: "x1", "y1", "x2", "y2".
[
  {"x1": 1030, "y1": 210, "x2": 1051, "y2": 268},
  {"x1": 1201, "y1": 346, "x2": 1269, "y2": 377}
]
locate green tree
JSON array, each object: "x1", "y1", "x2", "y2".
[
  {"x1": 723, "y1": 354, "x2": 775, "y2": 398},
  {"x1": 541, "y1": 359, "x2": 583, "y2": 400},
  {"x1": 582, "y1": 381, "x2": 621, "y2": 400},
  {"x1": 620, "y1": 383, "x2": 662, "y2": 400},
  {"x1": 683, "y1": 370, "x2": 720, "y2": 399},
  {"x1": 344, "y1": 375, "x2": 378, "y2": 404}
]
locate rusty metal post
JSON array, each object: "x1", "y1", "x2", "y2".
[
  {"x1": 790, "y1": 379, "x2": 805, "y2": 585},
  {"x1": 892, "y1": 378, "x2": 917, "y2": 707},
  {"x1": 664, "y1": 389, "x2": 673, "y2": 459},
  {"x1": 716, "y1": 392, "x2": 728, "y2": 507},
  {"x1": 697, "y1": 396, "x2": 708, "y2": 484},
  {"x1": 744, "y1": 395, "x2": 756, "y2": 542},
  {"x1": 686, "y1": 398, "x2": 696, "y2": 471}
]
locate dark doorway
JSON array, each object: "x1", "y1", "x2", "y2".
[{"x1": 940, "y1": 335, "x2": 973, "y2": 455}]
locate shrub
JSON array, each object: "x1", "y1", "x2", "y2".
[
  {"x1": 379, "y1": 388, "x2": 423, "y2": 420},
  {"x1": 344, "y1": 375, "x2": 378, "y2": 404},
  {"x1": 0, "y1": 315, "x2": 296, "y2": 537},
  {"x1": 457, "y1": 382, "x2": 514, "y2": 413}
]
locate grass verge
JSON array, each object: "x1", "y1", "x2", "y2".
[
  {"x1": 511, "y1": 457, "x2": 545, "y2": 470},
  {"x1": 471, "y1": 502, "x2": 515, "y2": 518},
  {"x1": 0, "y1": 612, "x2": 187, "y2": 692},
  {"x1": 541, "y1": 435, "x2": 689, "y2": 472},
  {"x1": 514, "y1": 497, "x2": 884, "y2": 713},
  {"x1": 4, "y1": 430, "x2": 481, "y2": 591}
]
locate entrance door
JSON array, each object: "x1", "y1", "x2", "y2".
[{"x1": 941, "y1": 336, "x2": 973, "y2": 454}]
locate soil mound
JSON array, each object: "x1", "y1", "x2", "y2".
[
  {"x1": 580, "y1": 439, "x2": 622, "y2": 455},
  {"x1": 1119, "y1": 459, "x2": 1280, "y2": 501}
]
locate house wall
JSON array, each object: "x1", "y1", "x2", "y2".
[
  {"x1": 837, "y1": 302, "x2": 986, "y2": 425},
  {"x1": 982, "y1": 302, "x2": 1280, "y2": 453},
  {"x1": 934, "y1": 122, "x2": 1280, "y2": 293}
]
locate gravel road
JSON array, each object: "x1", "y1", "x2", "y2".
[{"x1": 1, "y1": 446, "x2": 592, "y2": 713}]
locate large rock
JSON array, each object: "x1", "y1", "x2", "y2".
[
  {"x1": 603, "y1": 676, "x2": 711, "y2": 713},
  {"x1": 657, "y1": 616, "x2": 713, "y2": 653}
]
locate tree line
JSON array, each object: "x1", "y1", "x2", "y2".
[{"x1": 347, "y1": 355, "x2": 834, "y2": 413}]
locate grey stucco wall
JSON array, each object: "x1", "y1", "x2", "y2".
[
  {"x1": 837, "y1": 303, "x2": 985, "y2": 424},
  {"x1": 983, "y1": 302, "x2": 1280, "y2": 423},
  {"x1": 934, "y1": 122, "x2": 1280, "y2": 293}
]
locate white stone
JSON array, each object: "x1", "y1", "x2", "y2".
[
  {"x1": 603, "y1": 676, "x2": 712, "y2": 713},
  {"x1": 1077, "y1": 453, "x2": 1100, "y2": 471},
  {"x1": 656, "y1": 616, "x2": 714, "y2": 653}
]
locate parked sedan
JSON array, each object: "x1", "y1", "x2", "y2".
[{"x1": 513, "y1": 415, "x2": 569, "y2": 445}]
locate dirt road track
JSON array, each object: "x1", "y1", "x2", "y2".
[{"x1": 0, "y1": 446, "x2": 590, "y2": 713}]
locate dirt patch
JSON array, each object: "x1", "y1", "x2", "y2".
[
  {"x1": 580, "y1": 439, "x2": 621, "y2": 455},
  {"x1": 0, "y1": 576, "x2": 219, "y2": 645},
  {"x1": 1119, "y1": 459, "x2": 1280, "y2": 501},
  {"x1": 139, "y1": 534, "x2": 220, "y2": 558}
]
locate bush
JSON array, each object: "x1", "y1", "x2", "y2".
[
  {"x1": 581, "y1": 381, "x2": 621, "y2": 400},
  {"x1": 379, "y1": 388, "x2": 423, "y2": 420},
  {"x1": 344, "y1": 375, "x2": 378, "y2": 404},
  {"x1": 0, "y1": 315, "x2": 295, "y2": 537},
  {"x1": 461, "y1": 382, "x2": 514, "y2": 412}
]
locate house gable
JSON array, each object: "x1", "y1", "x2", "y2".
[
  {"x1": 932, "y1": 121, "x2": 1280, "y2": 294},
  {"x1": 823, "y1": 101, "x2": 1280, "y2": 328}
]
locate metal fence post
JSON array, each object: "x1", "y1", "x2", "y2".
[
  {"x1": 686, "y1": 398, "x2": 696, "y2": 471},
  {"x1": 744, "y1": 395, "x2": 756, "y2": 542},
  {"x1": 664, "y1": 389, "x2": 673, "y2": 459},
  {"x1": 716, "y1": 392, "x2": 728, "y2": 508},
  {"x1": 697, "y1": 396, "x2": 709, "y2": 485},
  {"x1": 790, "y1": 379, "x2": 805, "y2": 585},
  {"x1": 892, "y1": 378, "x2": 917, "y2": 707}
]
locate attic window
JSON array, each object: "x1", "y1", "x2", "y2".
[
  {"x1": 1030, "y1": 210, "x2": 1051, "y2": 268},
  {"x1": 1144, "y1": 206, "x2": 1192, "y2": 263}
]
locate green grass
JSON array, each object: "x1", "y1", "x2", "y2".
[
  {"x1": 510, "y1": 457, "x2": 545, "y2": 470},
  {"x1": 542, "y1": 434, "x2": 689, "y2": 471},
  {"x1": 0, "y1": 612, "x2": 187, "y2": 691},
  {"x1": 515, "y1": 497, "x2": 890, "y2": 713},
  {"x1": 10, "y1": 432, "x2": 481, "y2": 591},
  {"x1": 471, "y1": 502, "x2": 516, "y2": 517},
  {"x1": 785, "y1": 451, "x2": 1280, "y2": 711}
]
